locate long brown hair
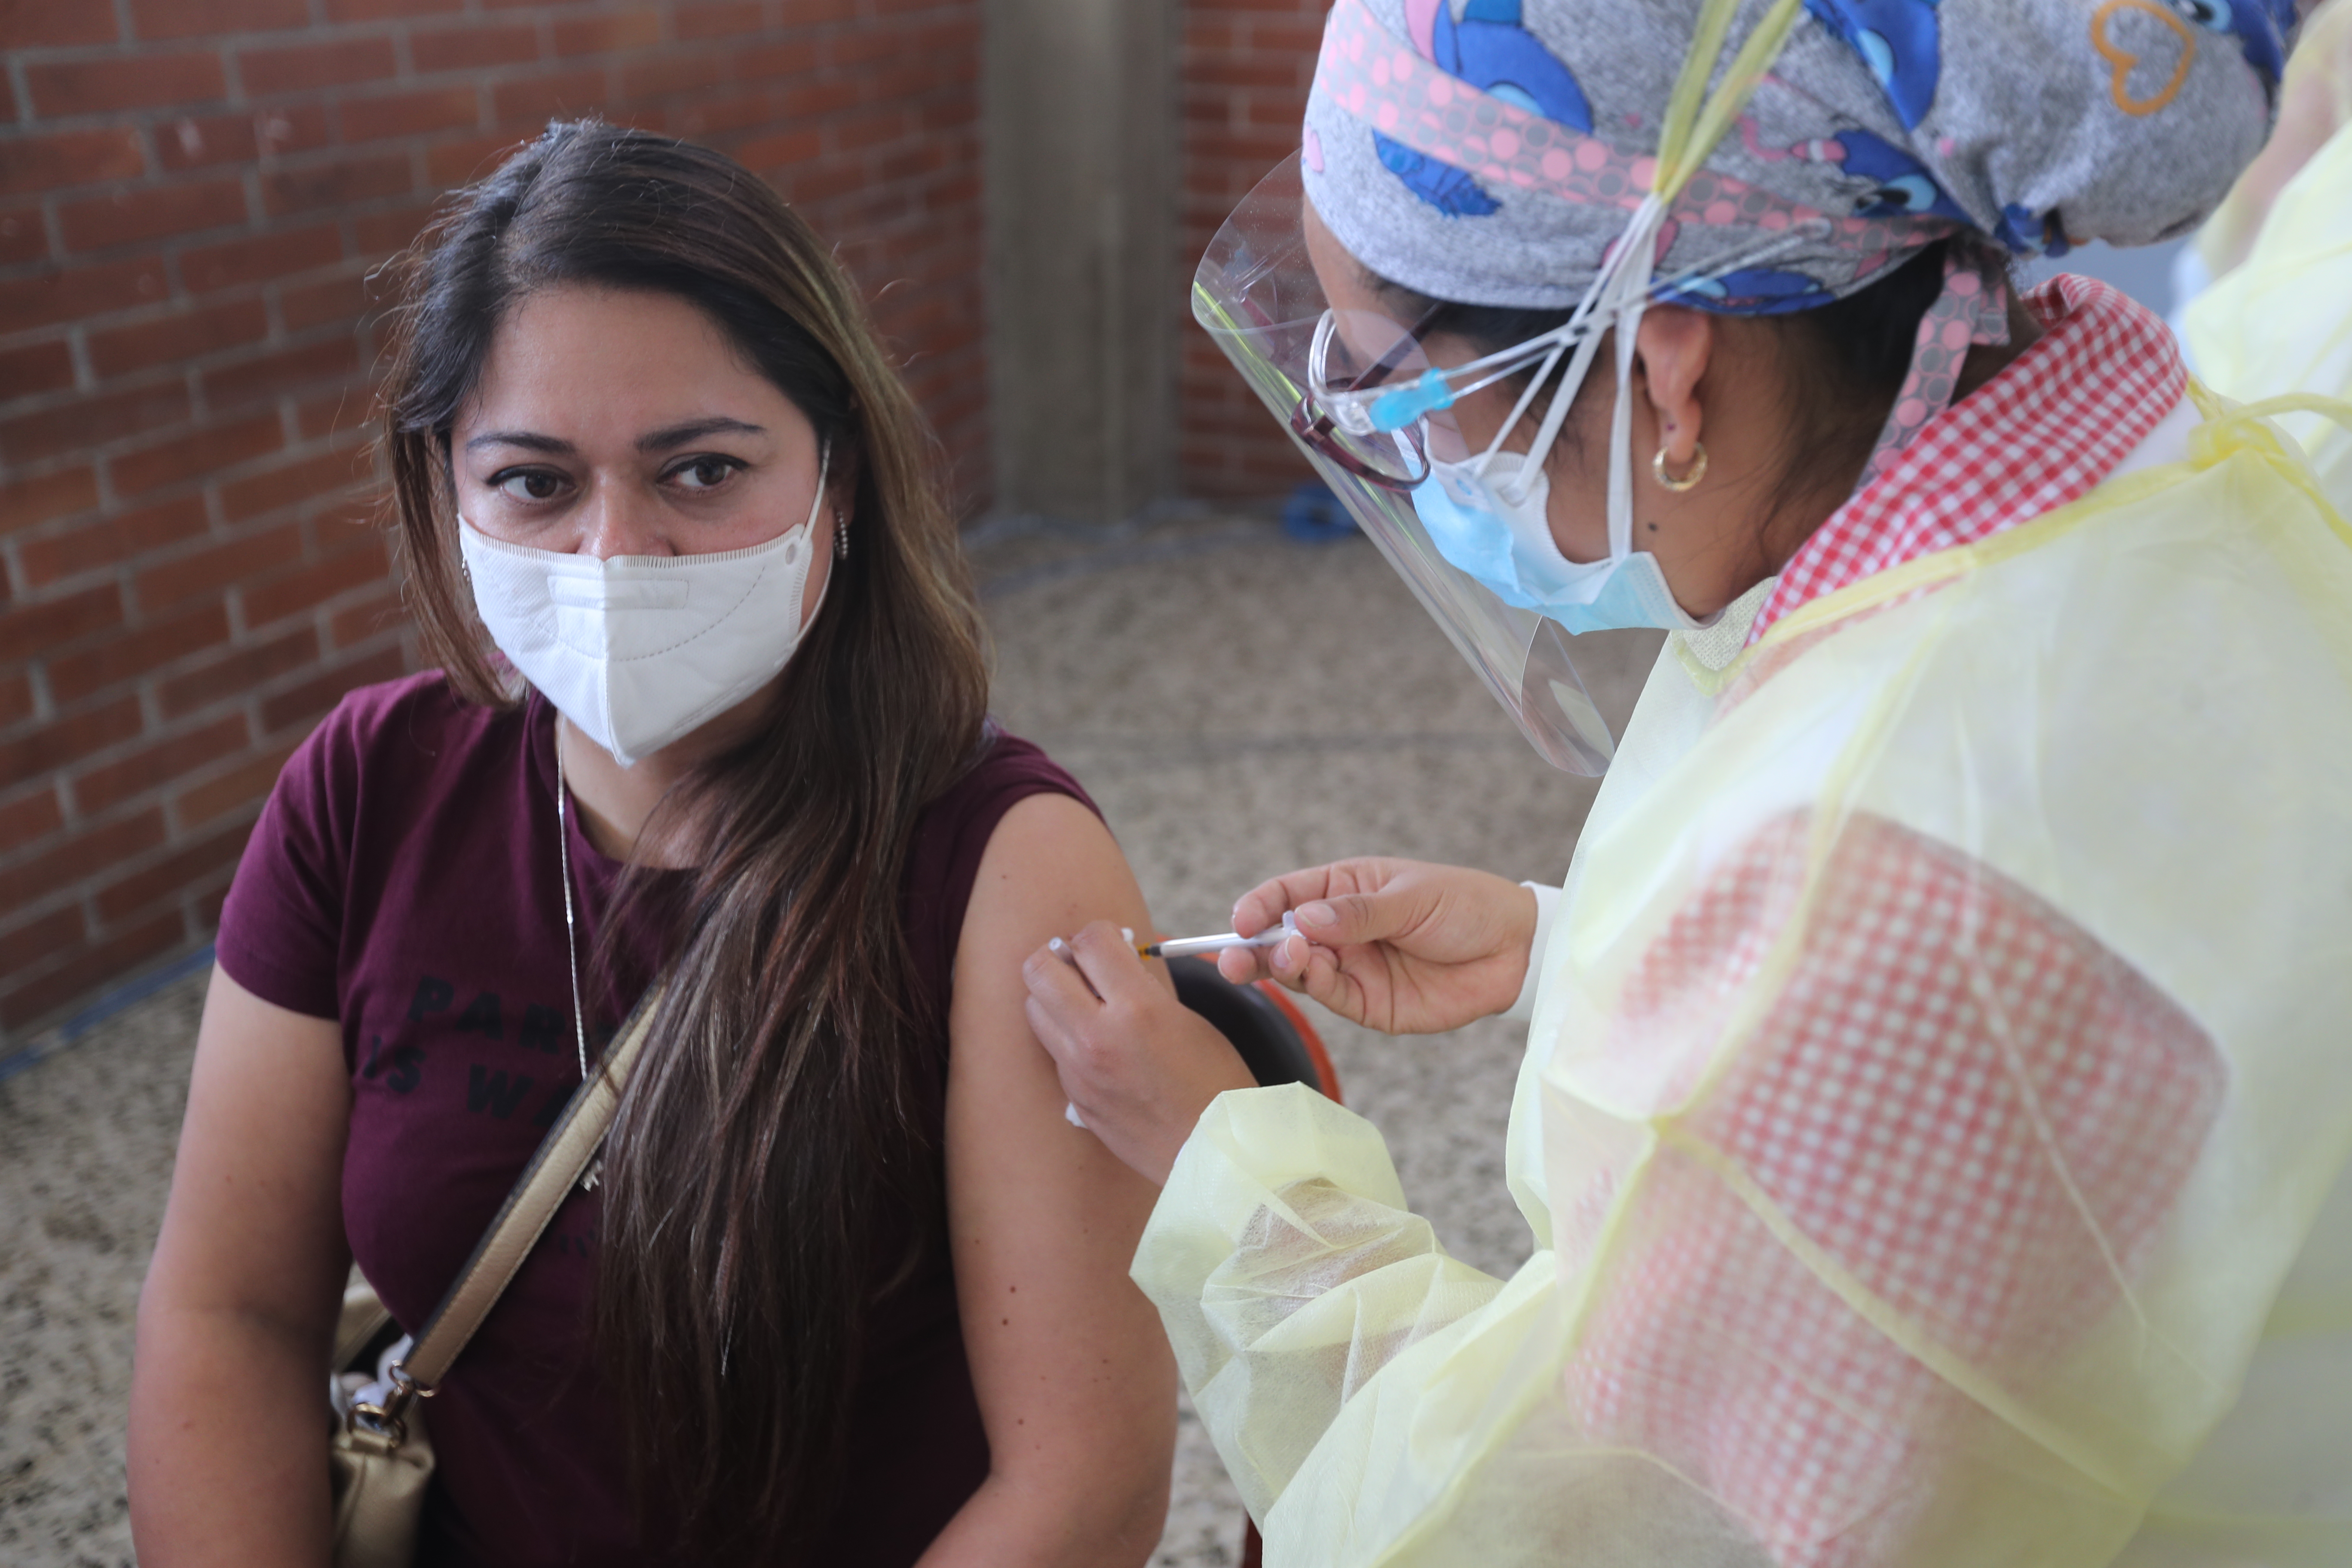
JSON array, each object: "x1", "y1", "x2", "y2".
[{"x1": 377, "y1": 121, "x2": 990, "y2": 1559}]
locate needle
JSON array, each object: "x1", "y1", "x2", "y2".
[{"x1": 1136, "y1": 911, "x2": 1302, "y2": 960}]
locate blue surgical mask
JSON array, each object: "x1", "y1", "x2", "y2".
[{"x1": 1412, "y1": 451, "x2": 1707, "y2": 634}]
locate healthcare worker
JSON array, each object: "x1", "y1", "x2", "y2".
[
  {"x1": 2182, "y1": 0, "x2": 2352, "y2": 502},
  {"x1": 1021, "y1": 1, "x2": 2352, "y2": 1565}
]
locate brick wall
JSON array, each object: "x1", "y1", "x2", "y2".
[
  {"x1": 0, "y1": 0, "x2": 984, "y2": 1037},
  {"x1": 1176, "y1": 0, "x2": 1318, "y2": 502}
]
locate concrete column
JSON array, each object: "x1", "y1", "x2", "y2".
[{"x1": 983, "y1": 0, "x2": 1178, "y2": 524}]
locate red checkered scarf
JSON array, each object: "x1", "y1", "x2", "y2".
[{"x1": 1749, "y1": 275, "x2": 2187, "y2": 646}]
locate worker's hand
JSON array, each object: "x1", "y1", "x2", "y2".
[
  {"x1": 1217, "y1": 859, "x2": 1537, "y2": 1035},
  {"x1": 1023, "y1": 921, "x2": 1259, "y2": 1185}
]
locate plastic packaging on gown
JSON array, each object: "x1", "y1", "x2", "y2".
[
  {"x1": 2183, "y1": 119, "x2": 2352, "y2": 512},
  {"x1": 1133, "y1": 389, "x2": 2352, "y2": 1568}
]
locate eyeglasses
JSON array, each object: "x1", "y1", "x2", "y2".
[
  {"x1": 1289, "y1": 301, "x2": 1449, "y2": 491},
  {"x1": 1290, "y1": 302, "x2": 1608, "y2": 493}
]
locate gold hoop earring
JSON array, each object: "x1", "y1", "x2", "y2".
[{"x1": 1652, "y1": 441, "x2": 1707, "y2": 493}]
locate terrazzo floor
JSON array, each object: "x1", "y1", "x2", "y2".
[{"x1": 0, "y1": 510, "x2": 1662, "y2": 1567}]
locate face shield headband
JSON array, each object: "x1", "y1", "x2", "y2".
[{"x1": 1197, "y1": 0, "x2": 2015, "y2": 773}]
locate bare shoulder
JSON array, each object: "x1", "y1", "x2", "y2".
[{"x1": 959, "y1": 791, "x2": 1141, "y2": 945}]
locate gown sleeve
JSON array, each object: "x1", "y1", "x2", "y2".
[
  {"x1": 1134, "y1": 808, "x2": 2226, "y2": 1566},
  {"x1": 1132, "y1": 1083, "x2": 1509, "y2": 1522}
]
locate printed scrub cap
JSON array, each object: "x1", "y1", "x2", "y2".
[{"x1": 1305, "y1": 0, "x2": 2294, "y2": 313}]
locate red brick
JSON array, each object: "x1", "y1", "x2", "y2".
[
  {"x1": 0, "y1": 694, "x2": 142, "y2": 792},
  {"x1": 0, "y1": 129, "x2": 145, "y2": 196},
  {"x1": 0, "y1": 784, "x2": 65, "y2": 856},
  {"x1": 241, "y1": 536, "x2": 389, "y2": 629},
  {"x1": 255, "y1": 103, "x2": 334, "y2": 155},
  {"x1": 58, "y1": 178, "x2": 248, "y2": 252},
  {"x1": 110, "y1": 413, "x2": 282, "y2": 496},
  {"x1": 730, "y1": 40, "x2": 820, "y2": 80},
  {"x1": 0, "y1": 906, "x2": 185, "y2": 1031},
  {"x1": 325, "y1": 0, "x2": 461, "y2": 18},
  {"x1": 0, "y1": 466, "x2": 99, "y2": 535},
  {"x1": 424, "y1": 134, "x2": 526, "y2": 187},
  {"x1": 24, "y1": 53, "x2": 227, "y2": 117},
  {"x1": 203, "y1": 338, "x2": 361, "y2": 412},
  {"x1": 0, "y1": 906, "x2": 86, "y2": 977},
  {"x1": 258, "y1": 643, "x2": 403, "y2": 732},
  {"x1": 410, "y1": 21, "x2": 540, "y2": 74},
  {"x1": 0, "y1": 581, "x2": 123, "y2": 662},
  {"x1": 0, "y1": 205, "x2": 46, "y2": 266},
  {"x1": 156, "y1": 110, "x2": 257, "y2": 172},
  {"x1": 0, "y1": 670, "x2": 30, "y2": 728},
  {"x1": 673, "y1": 1, "x2": 767, "y2": 40},
  {"x1": 278, "y1": 272, "x2": 368, "y2": 334},
  {"x1": 156, "y1": 624, "x2": 317, "y2": 717},
  {"x1": 240, "y1": 36, "x2": 399, "y2": 97},
  {"x1": 325, "y1": 583, "x2": 403, "y2": 649},
  {"x1": 129, "y1": 0, "x2": 306, "y2": 40},
  {"x1": 218, "y1": 446, "x2": 369, "y2": 522},
  {"x1": 553, "y1": 12, "x2": 664, "y2": 55},
  {"x1": 339, "y1": 85, "x2": 481, "y2": 144},
  {"x1": 261, "y1": 153, "x2": 412, "y2": 219},
  {"x1": 0, "y1": 340, "x2": 77, "y2": 401},
  {"x1": 0, "y1": 256, "x2": 170, "y2": 337},
  {"x1": 2, "y1": 0, "x2": 119, "y2": 46},
  {"x1": 0, "y1": 381, "x2": 192, "y2": 467},
  {"x1": 492, "y1": 70, "x2": 609, "y2": 128},
  {"x1": 735, "y1": 127, "x2": 824, "y2": 170},
  {"x1": 173, "y1": 736, "x2": 297, "y2": 827},
  {"x1": 48, "y1": 601, "x2": 232, "y2": 706},
  {"x1": 351, "y1": 199, "x2": 434, "y2": 256},
  {"x1": 135, "y1": 523, "x2": 300, "y2": 612},
  {"x1": 72, "y1": 713, "x2": 246, "y2": 815},
  {"x1": 15, "y1": 496, "x2": 211, "y2": 588},
  {"x1": 294, "y1": 386, "x2": 374, "y2": 442},
  {"x1": 87, "y1": 297, "x2": 270, "y2": 379},
  {"x1": 619, "y1": 51, "x2": 735, "y2": 99},
  {"x1": 180, "y1": 222, "x2": 342, "y2": 293}
]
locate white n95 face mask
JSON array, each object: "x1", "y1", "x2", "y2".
[
  {"x1": 458, "y1": 450, "x2": 831, "y2": 768},
  {"x1": 1413, "y1": 450, "x2": 1705, "y2": 634}
]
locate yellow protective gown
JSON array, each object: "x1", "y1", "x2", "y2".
[
  {"x1": 2183, "y1": 114, "x2": 2352, "y2": 513},
  {"x1": 1134, "y1": 389, "x2": 2352, "y2": 1568}
]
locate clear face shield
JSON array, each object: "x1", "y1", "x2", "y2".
[{"x1": 1195, "y1": 154, "x2": 1634, "y2": 774}]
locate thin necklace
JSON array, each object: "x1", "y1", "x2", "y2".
[{"x1": 554, "y1": 726, "x2": 591, "y2": 1083}]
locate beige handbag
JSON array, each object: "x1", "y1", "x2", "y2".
[{"x1": 325, "y1": 989, "x2": 662, "y2": 1568}]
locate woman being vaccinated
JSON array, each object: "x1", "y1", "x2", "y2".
[
  {"x1": 130, "y1": 123, "x2": 1176, "y2": 1566},
  {"x1": 1024, "y1": 1, "x2": 2352, "y2": 1564}
]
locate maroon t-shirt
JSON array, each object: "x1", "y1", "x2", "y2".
[{"x1": 216, "y1": 672, "x2": 1095, "y2": 1567}]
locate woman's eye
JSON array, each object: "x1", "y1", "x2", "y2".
[
  {"x1": 493, "y1": 469, "x2": 567, "y2": 502},
  {"x1": 668, "y1": 456, "x2": 744, "y2": 492}
]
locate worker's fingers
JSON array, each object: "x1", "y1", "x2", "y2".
[
  {"x1": 1022, "y1": 935, "x2": 1107, "y2": 1028},
  {"x1": 1214, "y1": 943, "x2": 1271, "y2": 985},
  {"x1": 1286, "y1": 883, "x2": 1431, "y2": 951},
  {"x1": 1061, "y1": 920, "x2": 1159, "y2": 1008},
  {"x1": 1230, "y1": 867, "x2": 1345, "y2": 938}
]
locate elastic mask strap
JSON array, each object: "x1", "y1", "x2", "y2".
[
  {"x1": 806, "y1": 439, "x2": 833, "y2": 532},
  {"x1": 1476, "y1": 0, "x2": 1805, "y2": 525},
  {"x1": 1855, "y1": 251, "x2": 2013, "y2": 491}
]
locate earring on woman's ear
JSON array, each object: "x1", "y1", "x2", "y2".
[
  {"x1": 1652, "y1": 440, "x2": 1707, "y2": 493},
  {"x1": 833, "y1": 508, "x2": 849, "y2": 561}
]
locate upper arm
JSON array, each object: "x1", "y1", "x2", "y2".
[
  {"x1": 943, "y1": 793, "x2": 1177, "y2": 1500},
  {"x1": 141, "y1": 965, "x2": 354, "y2": 1352}
]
